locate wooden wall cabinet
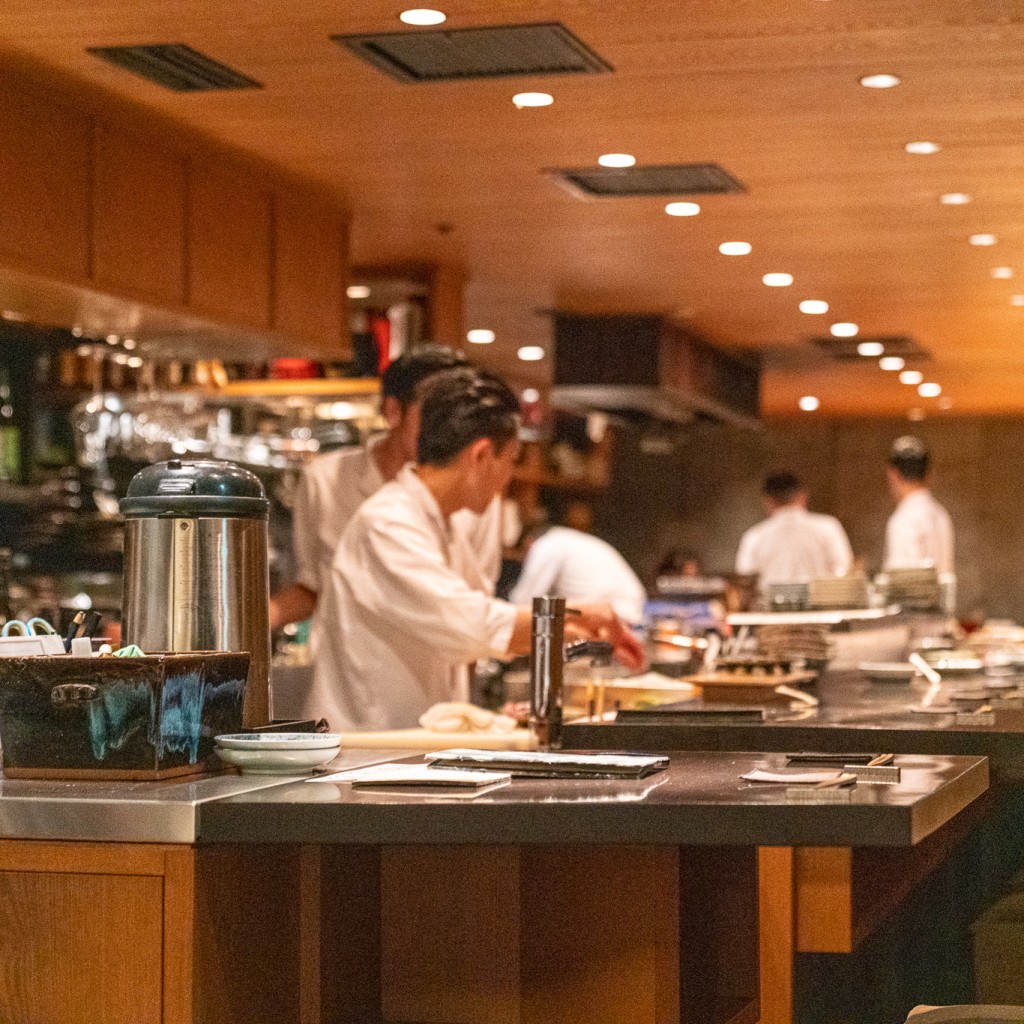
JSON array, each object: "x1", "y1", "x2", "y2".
[
  {"x1": 0, "y1": 83, "x2": 91, "y2": 282},
  {"x1": 187, "y1": 164, "x2": 273, "y2": 330},
  {"x1": 272, "y1": 197, "x2": 347, "y2": 352},
  {"x1": 92, "y1": 124, "x2": 188, "y2": 306}
]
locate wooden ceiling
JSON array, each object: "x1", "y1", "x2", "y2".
[{"x1": 2, "y1": 1, "x2": 1024, "y2": 415}]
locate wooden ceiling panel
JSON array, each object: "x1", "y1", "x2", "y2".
[{"x1": 1, "y1": 1, "x2": 1024, "y2": 414}]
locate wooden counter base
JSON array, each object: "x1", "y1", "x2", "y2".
[{"x1": 0, "y1": 839, "x2": 758, "y2": 1024}]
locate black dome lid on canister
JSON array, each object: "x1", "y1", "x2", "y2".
[{"x1": 120, "y1": 459, "x2": 269, "y2": 519}]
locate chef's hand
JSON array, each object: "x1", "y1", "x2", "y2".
[{"x1": 570, "y1": 603, "x2": 647, "y2": 672}]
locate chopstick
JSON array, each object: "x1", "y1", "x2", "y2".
[{"x1": 813, "y1": 772, "x2": 857, "y2": 789}]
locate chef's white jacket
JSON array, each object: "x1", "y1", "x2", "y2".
[
  {"x1": 884, "y1": 488, "x2": 954, "y2": 574},
  {"x1": 290, "y1": 441, "x2": 501, "y2": 661},
  {"x1": 307, "y1": 466, "x2": 519, "y2": 731},
  {"x1": 509, "y1": 527, "x2": 647, "y2": 624},
  {"x1": 735, "y1": 506, "x2": 854, "y2": 586}
]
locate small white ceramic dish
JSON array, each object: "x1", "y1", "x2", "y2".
[
  {"x1": 214, "y1": 744, "x2": 341, "y2": 775},
  {"x1": 214, "y1": 732, "x2": 341, "y2": 751},
  {"x1": 858, "y1": 662, "x2": 918, "y2": 682}
]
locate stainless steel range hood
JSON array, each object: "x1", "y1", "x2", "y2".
[{"x1": 550, "y1": 312, "x2": 761, "y2": 431}]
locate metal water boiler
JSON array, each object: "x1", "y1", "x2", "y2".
[{"x1": 120, "y1": 459, "x2": 271, "y2": 727}]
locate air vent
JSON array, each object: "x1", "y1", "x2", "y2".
[
  {"x1": 548, "y1": 163, "x2": 745, "y2": 199},
  {"x1": 811, "y1": 336, "x2": 929, "y2": 360},
  {"x1": 333, "y1": 22, "x2": 610, "y2": 83},
  {"x1": 87, "y1": 44, "x2": 262, "y2": 92}
]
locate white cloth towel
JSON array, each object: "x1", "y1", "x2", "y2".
[{"x1": 418, "y1": 702, "x2": 518, "y2": 735}]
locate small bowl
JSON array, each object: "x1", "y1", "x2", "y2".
[{"x1": 214, "y1": 743, "x2": 341, "y2": 775}]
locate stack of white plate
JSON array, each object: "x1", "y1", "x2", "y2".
[
  {"x1": 884, "y1": 566, "x2": 941, "y2": 610},
  {"x1": 214, "y1": 732, "x2": 342, "y2": 775},
  {"x1": 807, "y1": 575, "x2": 869, "y2": 610},
  {"x1": 764, "y1": 582, "x2": 809, "y2": 611},
  {"x1": 757, "y1": 624, "x2": 832, "y2": 667}
]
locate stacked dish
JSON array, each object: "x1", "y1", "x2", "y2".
[
  {"x1": 214, "y1": 732, "x2": 342, "y2": 775},
  {"x1": 764, "y1": 582, "x2": 809, "y2": 611},
  {"x1": 883, "y1": 566, "x2": 942, "y2": 611},
  {"x1": 757, "y1": 623, "x2": 832, "y2": 673},
  {"x1": 807, "y1": 575, "x2": 869, "y2": 610}
]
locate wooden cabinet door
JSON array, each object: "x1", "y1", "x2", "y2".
[
  {"x1": 92, "y1": 124, "x2": 187, "y2": 306},
  {"x1": 0, "y1": 82, "x2": 91, "y2": 281},
  {"x1": 0, "y1": 870, "x2": 163, "y2": 1023},
  {"x1": 187, "y1": 163, "x2": 272, "y2": 328},
  {"x1": 272, "y1": 196, "x2": 348, "y2": 355}
]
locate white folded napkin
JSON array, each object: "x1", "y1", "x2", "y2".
[{"x1": 418, "y1": 702, "x2": 517, "y2": 735}]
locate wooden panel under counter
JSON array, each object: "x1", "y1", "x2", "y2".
[
  {"x1": 92, "y1": 124, "x2": 188, "y2": 306},
  {"x1": 187, "y1": 163, "x2": 272, "y2": 329},
  {"x1": 0, "y1": 79, "x2": 91, "y2": 282},
  {"x1": 271, "y1": 196, "x2": 348, "y2": 355}
]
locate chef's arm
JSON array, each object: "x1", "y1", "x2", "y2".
[
  {"x1": 269, "y1": 583, "x2": 317, "y2": 630},
  {"x1": 505, "y1": 602, "x2": 647, "y2": 672}
]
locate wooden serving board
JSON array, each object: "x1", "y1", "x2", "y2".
[{"x1": 684, "y1": 671, "x2": 818, "y2": 703}]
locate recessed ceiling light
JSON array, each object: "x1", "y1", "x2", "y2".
[
  {"x1": 938, "y1": 397, "x2": 953, "y2": 411},
  {"x1": 105, "y1": 334, "x2": 119, "y2": 345},
  {"x1": 798, "y1": 395, "x2": 820, "y2": 412},
  {"x1": 900, "y1": 369, "x2": 924, "y2": 385},
  {"x1": 908, "y1": 407, "x2": 926, "y2": 422},
  {"x1": 513, "y1": 92, "x2": 553, "y2": 109},
  {"x1": 970, "y1": 233, "x2": 997, "y2": 246},
  {"x1": 992, "y1": 267, "x2": 1014, "y2": 279},
  {"x1": 857, "y1": 341, "x2": 884, "y2": 356},
  {"x1": 466, "y1": 328, "x2": 496, "y2": 344},
  {"x1": 346, "y1": 284, "x2": 371, "y2": 299},
  {"x1": 799, "y1": 299, "x2": 829, "y2": 314},
  {"x1": 123, "y1": 338, "x2": 137, "y2": 350},
  {"x1": 521, "y1": 388, "x2": 541, "y2": 403},
  {"x1": 71, "y1": 326, "x2": 83, "y2": 337},
  {"x1": 1, "y1": 310, "x2": 25, "y2": 322},
  {"x1": 75, "y1": 344, "x2": 91, "y2": 358},
  {"x1": 832, "y1": 322, "x2": 860, "y2": 338},
  {"x1": 918, "y1": 382, "x2": 942, "y2": 398},
  {"x1": 762, "y1": 273, "x2": 793, "y2": 287},
  {"x1": 399, "y1": 8, "x2": 446, "y2": 26},
  {"x1": 518, "y1": 346, "x2": 545, "y2": 362},
  {"x1": 112, "y1": 352, "x2": 130, "y2": 366},
  {"x1": 879, "y1": 356, "x2": 905, "y2": 371},
  {"x1": 598, "y1": 153, "x2": 636, "y2": 168},
  {"x1": 718, "y1": 241, "x2": 752, "y2": 255},
  {"x1": 1011, "y1": 295, "x2": 1024, "y2": 307},
  {"x1": 905, "y1": 141, "x2": 940, "y2": 155},
  {"x1": 665, "y1": 201, "x2": 700, "y2": 217},
  {"x1": 940, "y1": 192, "x2": 971, "y2": 205},
  {"x1": 860, "y1": 73, "x2": 900, "y2": 89},
  {"x1": 127, "y1": 356, "x2": 144, "y2": 369}
]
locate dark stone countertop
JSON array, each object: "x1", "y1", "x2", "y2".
[
  {"x1": 564, "y1": 670, "x2": 1024, "y2": 779},
  {"x1": 195, "y1": 749, "x2": 988, "y2": 849}
]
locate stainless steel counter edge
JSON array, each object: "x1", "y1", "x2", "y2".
[{"x1": 0, "y1": 751, "x2": 404, "y2": 844}]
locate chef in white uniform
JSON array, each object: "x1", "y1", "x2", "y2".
[
  {"x1": 736, "y1": 471, "x2": 854, "y2": 587},
  {"x1": 269, "y1": 346, "x2": 502, "y2": 638},
  {"x1": 310, "y1": 368, "x2": 645, "y2": 731},
  {"x1": 884, "y1": 436, "x2": 954, "y2": 573},
  {"x1": 510, "y1": 522, "x2": 647, "y2": 624}
]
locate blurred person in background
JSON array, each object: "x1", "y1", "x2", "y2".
[
  {"x1": 884, "y1": 436, "x2": 954, "y2": 573},
  {"x1": 736, "y1": 471, "x2": 854, "y2": 587}
]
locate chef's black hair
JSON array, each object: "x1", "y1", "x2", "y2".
[
  {"x1": 762, "y1": 471, "x2": 802, "y2": 504},
  {"x1": 416, "y1": 368, "x2": 520, "y2": 466},
  {"x1": 381, "y1": 345, "x2": 467, "y2": 406},
  {"x1": 889, "y1": 436, "x2": 929, "y2": 482}
]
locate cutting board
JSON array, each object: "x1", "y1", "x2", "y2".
[
  {"x1": 684, "y1": 670, "x2": 817, "y2": 703},
  {"x1": 338, "y1": 728, "x2": 537, "y2": 751}
]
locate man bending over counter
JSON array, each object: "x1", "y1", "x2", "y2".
[{"x1": 308, "y1": 367, "x2": 645, "y2": 731}]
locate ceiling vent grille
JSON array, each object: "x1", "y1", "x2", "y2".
[
  {"x1": 548, "y1": 163, "x2": 745, "y2": 199},
  {"x1": 333, "y1": 22, "x2": 610, "y2": 83},
  {"x1": 87, "y1": 44, "x2": 262, "y2": 92},
  {"x1": 811, "y1": 336, "x2": 928, "y2": 361}
]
